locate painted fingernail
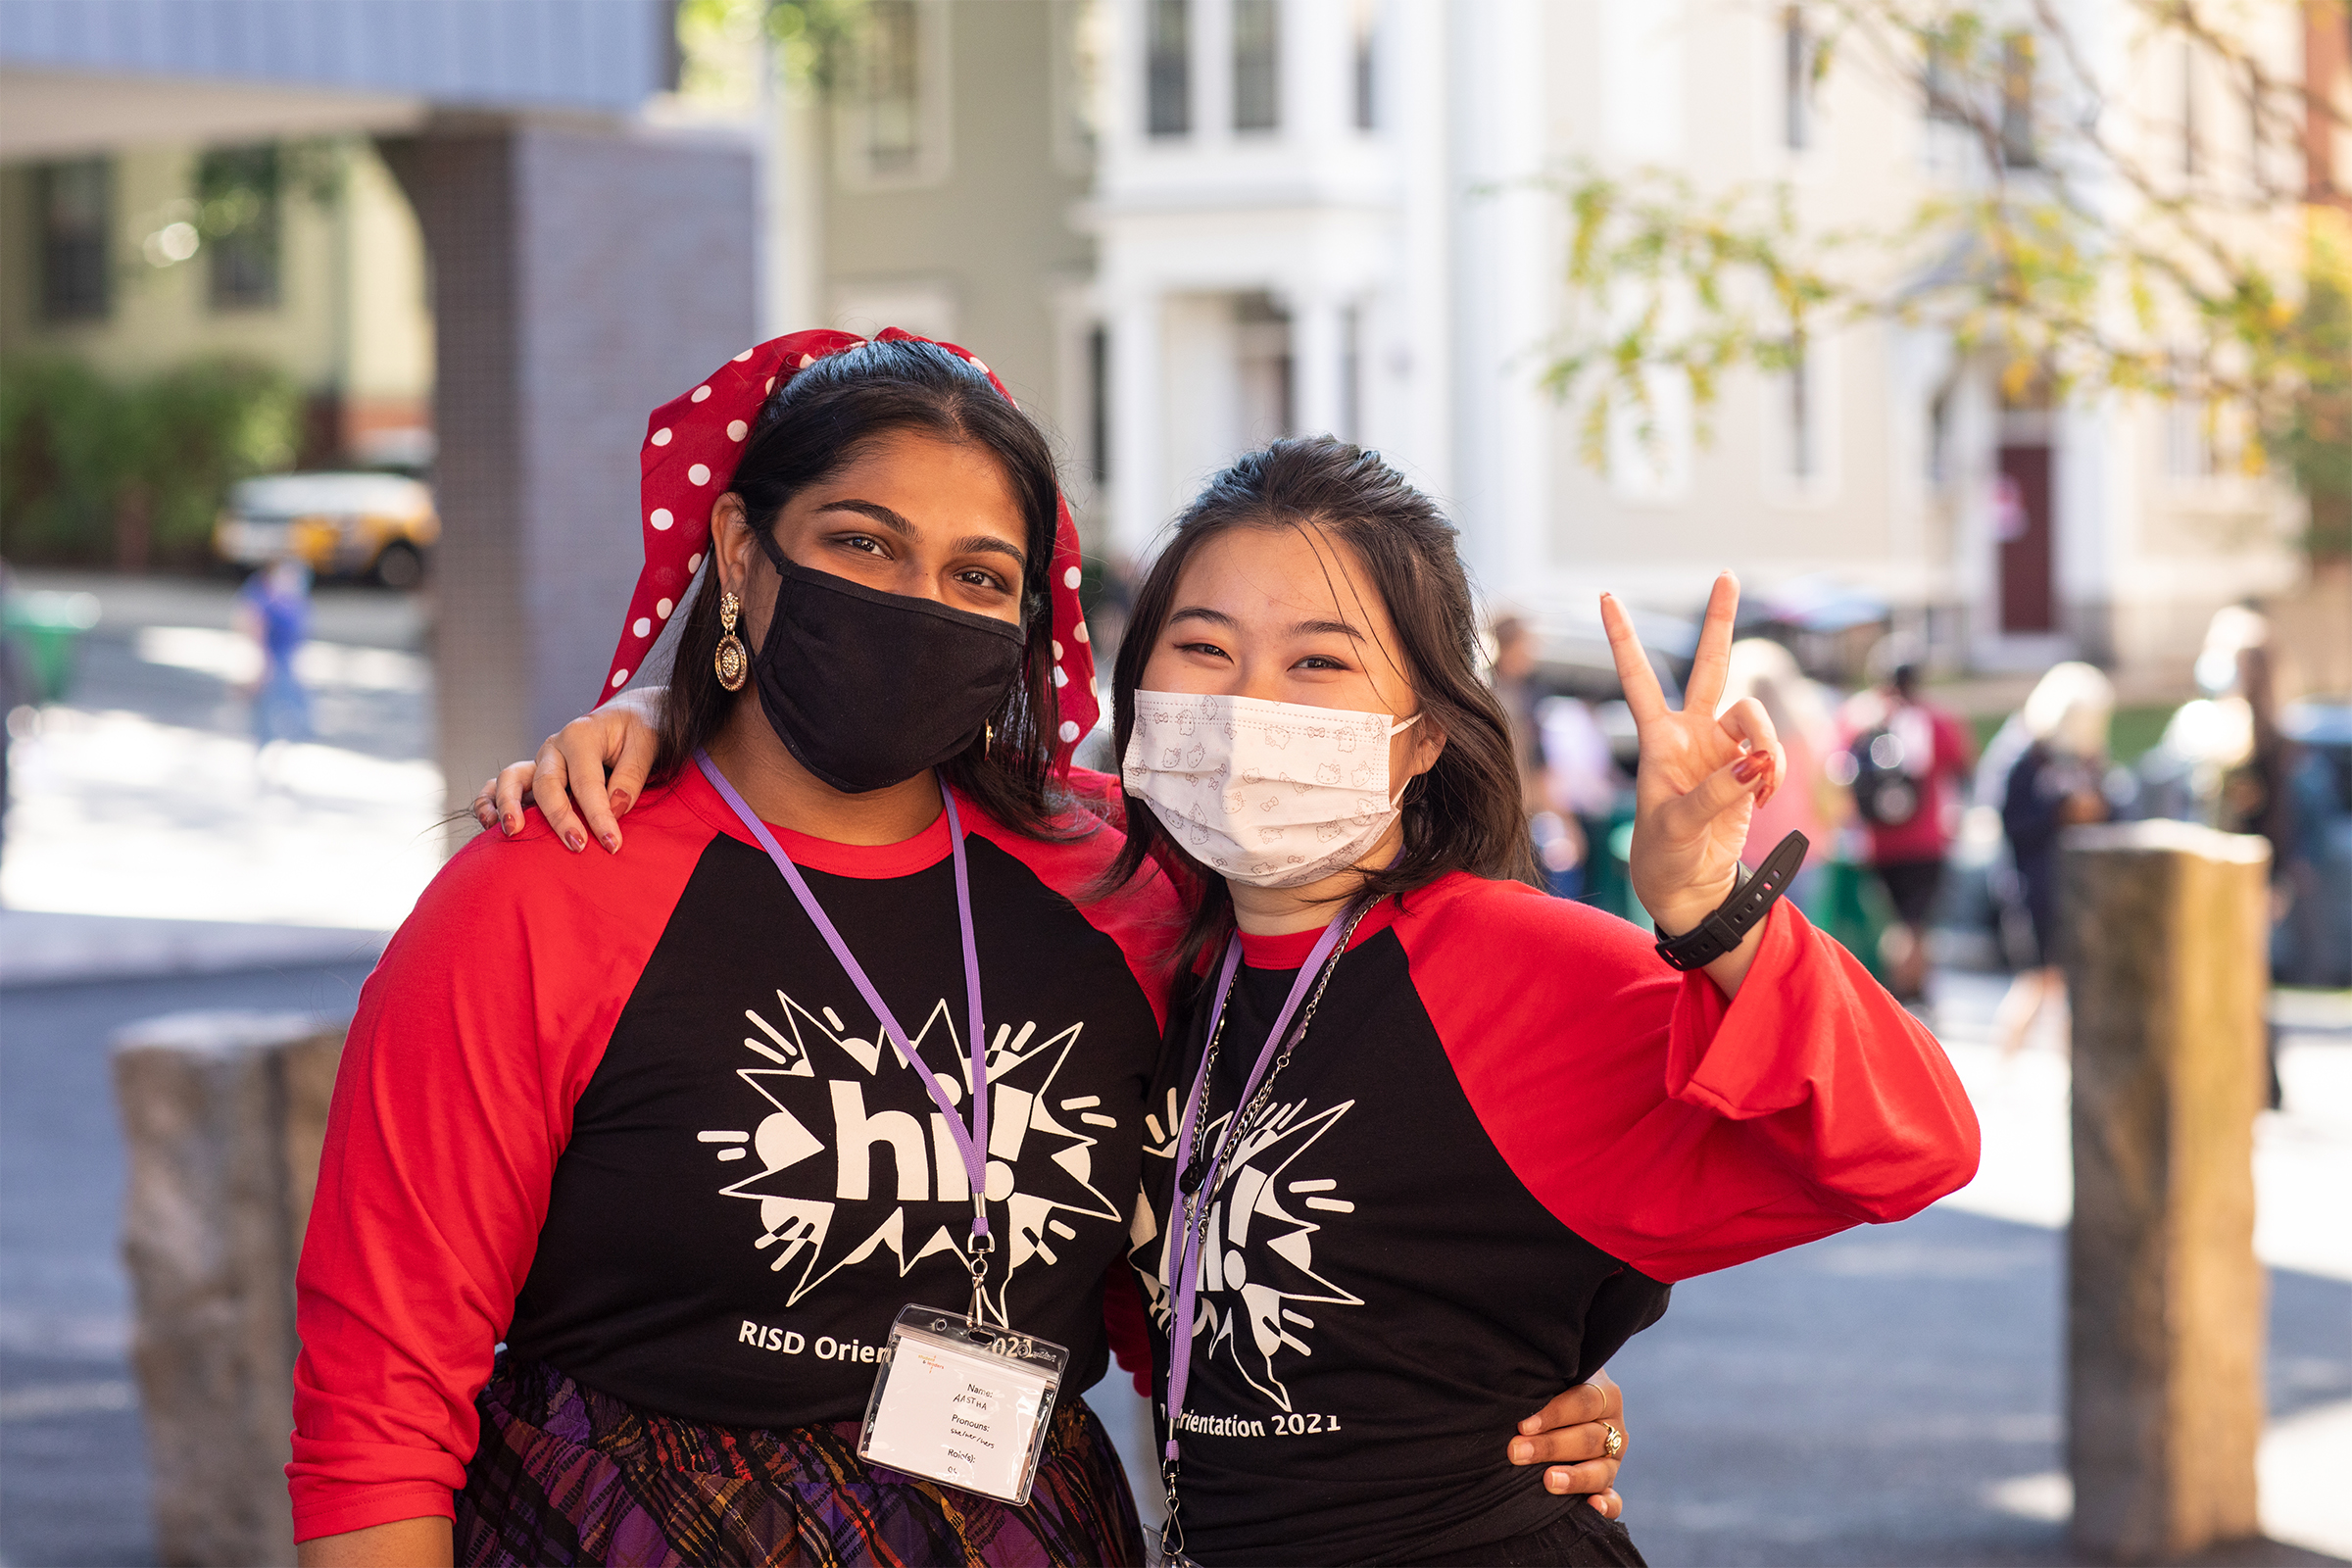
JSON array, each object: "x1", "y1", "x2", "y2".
[
  {"x1": 601, "y1": 832, "x2": 620, "y2": 853},
  {"x1": 502, "y1": 813, "x2": 517, "y2": 836},
  {"x1": 611, "y1": 790, "x2": 632, "y2": 813},
  {"x1": 1733, "y1": 754, "x2": 1765, "y2": 783},
  {"x1": 564, "y1": 831, "x2": 585, "y2": 853},
  {"x1": 1510, "y1": 1439, "x2": 1534, "y2": 1464}
]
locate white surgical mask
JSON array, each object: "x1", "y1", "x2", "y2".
[{"x1": 1121, "y1": 689, "x2": 1422, "y2": 890}]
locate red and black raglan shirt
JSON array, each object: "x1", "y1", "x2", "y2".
[
  {"x1": 1131, "y1": 875, "x2": 1981, "y2": 1564},
  {"x1": 288, "y1": 766, "x2": 1179, "y2": 1544}
]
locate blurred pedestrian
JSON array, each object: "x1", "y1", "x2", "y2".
[
  {"x1": 1993, "y1": 662, "x2": 2115, "y2": 1056},
  {"x1": 1837, "y1": 651, "x2": 1974, "y2": 1004},
  {"x1": 1723, "y1": 639, "x2": 1849, "y2": 908},
  {"x1": 236, "y1": 556, "x2": 314, "y2": 765},
  {"x1": 1491, "y1": 612, "x2": 1593, "y2": 895},
  {"x1": 2219, "y1": 635, "x2": 2301, "y2": 1106},
  {"x1": 1490, "y1": 613, "x2": 1545, "y2": 808},
  {"x1": 1539, "y1": 694, "x2": 1619, "y2": 900}
]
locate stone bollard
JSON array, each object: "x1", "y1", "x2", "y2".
[
  {"x1": 2061, "y1": 820, "x2": 2271, "y2": 1563},
  {"x1": 112, "y1": 1011, "x2": 349, "y2": 1568}
]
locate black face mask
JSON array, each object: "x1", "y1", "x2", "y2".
[{"x1": 747, "y1": 535, "x2": 1028, "y2": 794}]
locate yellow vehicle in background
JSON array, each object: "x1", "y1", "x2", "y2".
[{"x1": 213, "y1": 472, "x2": 439, "y2": 588}]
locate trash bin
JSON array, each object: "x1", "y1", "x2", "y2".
[{"x1": 2, "y1": 589, "x2": 100, "y2": 704}]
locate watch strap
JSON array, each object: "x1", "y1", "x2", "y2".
[{"x1": 1652, "y1": 831, "x2": 1810, "y2": 971}]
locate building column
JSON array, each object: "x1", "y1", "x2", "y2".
[
  {"x1": 384, "y1": 117, "x2": 758, "y2": 824},
  {"x1": 1108, "y1": 288, "x2": 1165, "y2": 561},
  {"x1": 1291, "y1": 290, "x2": 1349, "y2": 441}
]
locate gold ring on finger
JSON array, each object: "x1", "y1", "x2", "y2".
[{"x1": 1600, "y1": 1420, "x2": 1624, "y2": 1459}]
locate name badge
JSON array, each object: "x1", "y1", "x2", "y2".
[{"x1": 858, "y1": 1305, "x2": 1067, "y2": 1506}]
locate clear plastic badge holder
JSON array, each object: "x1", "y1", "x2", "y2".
[{"x1": 858, "y1": 1304, "x2": 1068, "y2": 1506}]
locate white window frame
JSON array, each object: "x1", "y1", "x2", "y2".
[
  {"x1": 1761, "y1": 331, "x2": 1842, "y2": 506},
  {"x1": 834, "y1": 0, "x2": 954, "y2": 191}
]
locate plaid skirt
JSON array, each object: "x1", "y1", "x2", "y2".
[{"x1": 457, "y1": 1357, "x2": 1145, "y2": 1567}]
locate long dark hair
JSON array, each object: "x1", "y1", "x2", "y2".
[
  {"x1": 654, "y1": 336, "x2": 1068, "y2": 836},
  {"x1": 1104, "y1": 436, "x2": 1542, "y2": 975}
]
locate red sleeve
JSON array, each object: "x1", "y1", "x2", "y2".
[
  {"x1": 962, "y1": 790, "x2": 1184, "y2": 1031},
  {"x1": 1100, "y1": 1262, "x2": 1154, "y2": 1399},
  {"x1": 287, "y1": 808, "x2": 704, "y2": 1543},
  {"x1": 1935, "y1": 708, "x2": 1976, "y2": 775},
  {"x1": 1401, "y1": 880, "x2": 1980, "y2": 1284}
]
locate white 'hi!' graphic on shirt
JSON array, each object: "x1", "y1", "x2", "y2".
[{"x1": 696, "y1": 988, "x2": 1123, "y2": 1320}]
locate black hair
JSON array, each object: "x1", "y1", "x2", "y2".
[
  {"x1": 1103, "y1": 436, "x2": 1543, "y2": 978},
  {"x1": 654, "y1": 336, "x2": 1067, "y2": 836}
]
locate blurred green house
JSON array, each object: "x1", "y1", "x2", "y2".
[{"x1": 0, "y1": 133, "x2": 433, "y2": 564}]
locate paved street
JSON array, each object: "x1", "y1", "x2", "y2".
[
  {"x1": 0, "y1": 569, "x2": 2344, "y2": 1566},
  {"x1": 2, "y1": 568, "x2": 443, "y2": 932}
]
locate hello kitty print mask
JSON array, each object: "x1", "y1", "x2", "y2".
[{"x1": 1121, "y1": 690, "x2": 1421, "y2": 889}]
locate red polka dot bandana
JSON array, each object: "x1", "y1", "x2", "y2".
[{"x1": 599, "y1": 326, "x2": 1101, "y2": 768}]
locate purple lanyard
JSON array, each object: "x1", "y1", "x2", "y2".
[
  {"x1": 1161, "y1": 907, "x2": 1357, "y2": 1468},
  {"x1": 695, "y1": 753, "x2": 994, "y2": 1258}
]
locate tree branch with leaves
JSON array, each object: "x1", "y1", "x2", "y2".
[{"x1": 1542, "y1": 0, "x2": 2351, "y2": 563}]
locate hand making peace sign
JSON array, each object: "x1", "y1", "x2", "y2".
[{"x1": 1600, "y1": 573, "x2": 1786, "y2": 977}]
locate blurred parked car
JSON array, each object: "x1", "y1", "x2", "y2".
[{"x1": 213, "y1": 472, "x2": 438, "y2": 588}]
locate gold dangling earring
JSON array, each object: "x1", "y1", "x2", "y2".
[{"x1": 713, "y1": 590, "x2": 749, "y2": 692}]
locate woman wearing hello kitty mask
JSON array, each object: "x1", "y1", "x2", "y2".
[{"x1": 1099, "y1": 437, "x2": 1976, "y2": 1566}]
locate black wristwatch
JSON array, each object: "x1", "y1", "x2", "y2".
[{"x1": 1652, "y1": 831, "x2": 1809, "y2": 971}]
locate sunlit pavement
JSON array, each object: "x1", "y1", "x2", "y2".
[
  {"x1": 1, "y1": 569, "x2": 443, "y2": 960},
  {"x1": 1926, "y1": 973, "x2": 2352, "y2": 1563}
]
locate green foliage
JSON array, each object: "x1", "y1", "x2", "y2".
[
  {"x1": 1542, "y1": 0, "x2": 2347, "y2": 563},
  {"x1": 675, "y1": 0, "x2": 865, "y2": 93},
  {"x1": 765, "y1": 0, "x2": 868, "y2": 90},
  {"x1": 0, "y1": 356, "x2": 301, "y2": 564},
  {"x1": 2276, "y1": 221, "x2": 2352, "y2": 563}
]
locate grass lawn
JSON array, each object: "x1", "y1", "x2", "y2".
[{"x1": 1968, "y1": 702, "x2": 2176, "y2": 766}]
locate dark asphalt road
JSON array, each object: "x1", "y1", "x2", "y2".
[
  {"x1": 1, "y1": 962, "x2": 378, "y2": 1568},
  {"x1": 3, "y1": 961, "x2": 2346, "y2": 1567}
]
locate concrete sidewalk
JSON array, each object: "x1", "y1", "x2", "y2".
[{"x1": 0, "y1": 910, "x2": 387, "y2": 989}]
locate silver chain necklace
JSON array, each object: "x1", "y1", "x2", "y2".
[{"x1": 1178, "y1": 898, "x2": 1375, "y2": 1199}]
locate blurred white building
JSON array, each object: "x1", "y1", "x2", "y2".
[{"x1": 765, "y1": 0, "x2": 2317, "y2": 678}]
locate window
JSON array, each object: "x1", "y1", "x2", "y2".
[
  {"x1": 837, "y1": 1, "x2": 949, "y2": 187},
  {"x1": 1923, "y1": 29, "x2": 1968, "y2": 123},
  {"x1": 1999, "y1": 31, "x2": 2036, "y2": 168},
  {"x1": 1340, "y1": 305, "x2": 1361, "y2": 442},
  {"x1": 1233, "y1": 0, "x2": 1281, "y2": 133},
  {"x1": 1783, "y1": 6, "x2": 1811, "y2": 151},
  {"x1": 2180, "y1": 38, "x2": 2199, "y2": 177},
  {"x1": 1767, "y1": 328, "x2": 1838, "y2": 498},
  {"x1": 1236, "y1": 292, "x2": 1294, "y2": 442},
  {"x1": 36, "y1": 159, "x2": 112, "y2": 322},
  {"x1": 860, "y1": 0, "x2": 922, "y2": 175},
  {"x1": 1148, "y1": 0, "x2": 1191, "y2": 136},
  {"x1": 1352, "y1": 0, "x2": 1377, "y2": 129},
  {"x1": 199, "y1": 145, "x2": 282, "y2": 312},
  {"x1": 1787, "y1": 333, "x2": 1816, "y2": 480},
  {"x1": 1052, "y1": 0, "x2": 1103, "y2": 171},
  {"x1": 1088, "y1": 323, "x2": 1110, "y2": 484}
]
